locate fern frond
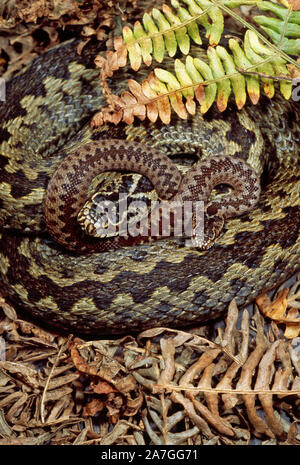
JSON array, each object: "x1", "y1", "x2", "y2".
[
  {"x1": 93, "y1": 0, "x2": 300, "y2": 127},
  {"x1": 213, "y1": 0, "x2": 299, "y2": 66},
  {"x1": 254, "y1": 1, "x2": 300, "y2": 54},
  {"x1": 120, "y1": 0, "x2": 297, "y2": 71},
  {"x1": 119, "y1": 0, "x2": 228, "y2": 71},
  {"x1": 92, "y1": 29, "x2": 294, "y2": 127}
]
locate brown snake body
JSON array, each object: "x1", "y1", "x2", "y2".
[{"x1": 45, "y1": 140, "x2": 260, "y2": 252}]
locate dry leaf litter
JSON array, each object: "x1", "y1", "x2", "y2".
[{"x1": 0, "y1": 274, "x2": 299, "y2": 445}]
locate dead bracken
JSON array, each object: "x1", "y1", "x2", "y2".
[{"x1": 0, "y1": 274, "x2": 299, "y2": 445}]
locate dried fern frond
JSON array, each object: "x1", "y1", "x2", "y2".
[{"x1": 134, "y1": 300, "x2": 300, "y2": 441}]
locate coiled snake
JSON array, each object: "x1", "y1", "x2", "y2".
[{"x1": 0, "y1": 38, "x2": 299, "y2": 335}]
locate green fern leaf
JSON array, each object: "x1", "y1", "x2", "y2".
[
  {"x1": 94, "y1": 0, "x2": 300, "y2": 127},
  {"x1": 253, "y1": 1, "x2": 300, "y2": 54}
]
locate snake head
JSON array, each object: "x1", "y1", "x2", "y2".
[
  {"x1": 77, "y1": 199, "x2": 121, "y2": 238},
  {"x1": 188, "y1": 213, "x2": 224, "y2": 250}
]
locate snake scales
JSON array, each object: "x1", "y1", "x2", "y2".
[
  {"x1": 45, "y1": 141, "x2": 260, "y2": 252},
  {"x1": 0, "y1": 38, "x2": 299, "y2": 335}
]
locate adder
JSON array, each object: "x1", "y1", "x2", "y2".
[{"x1": 0, "y1": 37, "x2": 299, "y2": 334}]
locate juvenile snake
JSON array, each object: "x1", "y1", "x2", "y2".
[
  {"x1": 45, "y1": 140, "x2": 260, "y2": 252},
  {"x1": 0, "y1": 38, "x2": 299, "y2": 335}
]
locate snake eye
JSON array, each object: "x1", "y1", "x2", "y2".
[{"x1": 206, "y1": 204, "x2": 218, "y2": 216}]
